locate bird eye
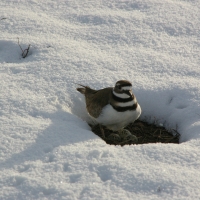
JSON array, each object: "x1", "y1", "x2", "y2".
[{"x1": 118, "y1": 85, "x2": 121, "y2": 90}]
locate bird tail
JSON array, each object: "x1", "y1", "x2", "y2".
[
  {"x1": 76, "y1": 83, "x2": 96, "y2": 95},
  {"x1": 77, "y1": 87, "x2": 86, "y2": 94},
  {"x1": 76, "y1": 84, "x2": 88, "y2": 94}
]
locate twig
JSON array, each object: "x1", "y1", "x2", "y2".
[
  {"x1": 22, "y1": 44, "x2": 31, "y2": 58},
  {"x1": 17, "y1": 37, "x2": 31, "y2": 58},
  {"x1": 1, "y1": 18, "x2": 6, "y2": 20}
]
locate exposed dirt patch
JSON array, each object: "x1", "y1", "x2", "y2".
[{"x1": 90, "y1": 119, "x2": 180, "y2": 146}]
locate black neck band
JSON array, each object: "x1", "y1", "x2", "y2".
[{"x1": 111, "y1": 103, "x2": 138, "y2": 112}]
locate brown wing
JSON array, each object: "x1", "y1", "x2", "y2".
[{"x1": 77, "y1": 86, "x2": 112, "y2": 118}]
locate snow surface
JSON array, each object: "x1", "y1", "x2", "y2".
[{"x1": 0, "y1": 0, "x2": 200, "y2": 199}]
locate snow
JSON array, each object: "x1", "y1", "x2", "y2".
[{"x1": 0, "y1": 0, "x2": 200, "y2": 199}]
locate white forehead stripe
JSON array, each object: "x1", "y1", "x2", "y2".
[
  {"x1": 121, "y1": 86, "x2": 132, "y2": 90},
  {"x1": 113, "y1": 90, "x2": 130, "y2": 98}
]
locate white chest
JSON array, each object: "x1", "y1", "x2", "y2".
[{"x1": 95, "y1": 103, "x2": 141, "y2": 131}]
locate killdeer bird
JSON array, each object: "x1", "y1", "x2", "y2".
[{"x1": 77, "y1": 80, "x2": 141, "y2": 140}]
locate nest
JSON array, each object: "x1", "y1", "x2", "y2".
[{"x1": 90, "y1": 119, "x2": 180, "y2": 146}]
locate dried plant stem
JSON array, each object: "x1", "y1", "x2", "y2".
[{"x1": 17, "y1": 37, "x2": 31, "y2": 58}]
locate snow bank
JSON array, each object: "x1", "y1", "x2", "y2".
[{"x1": 0, "y1": 0, "x2": 200, "y2": 199}]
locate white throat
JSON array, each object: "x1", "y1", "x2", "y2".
[
  {"x1": 113, "y1": 90, "x2": 130, "y2": 99},
  {"x1": 121, "y1": 86, "x2": 132, "y2": 90}
]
